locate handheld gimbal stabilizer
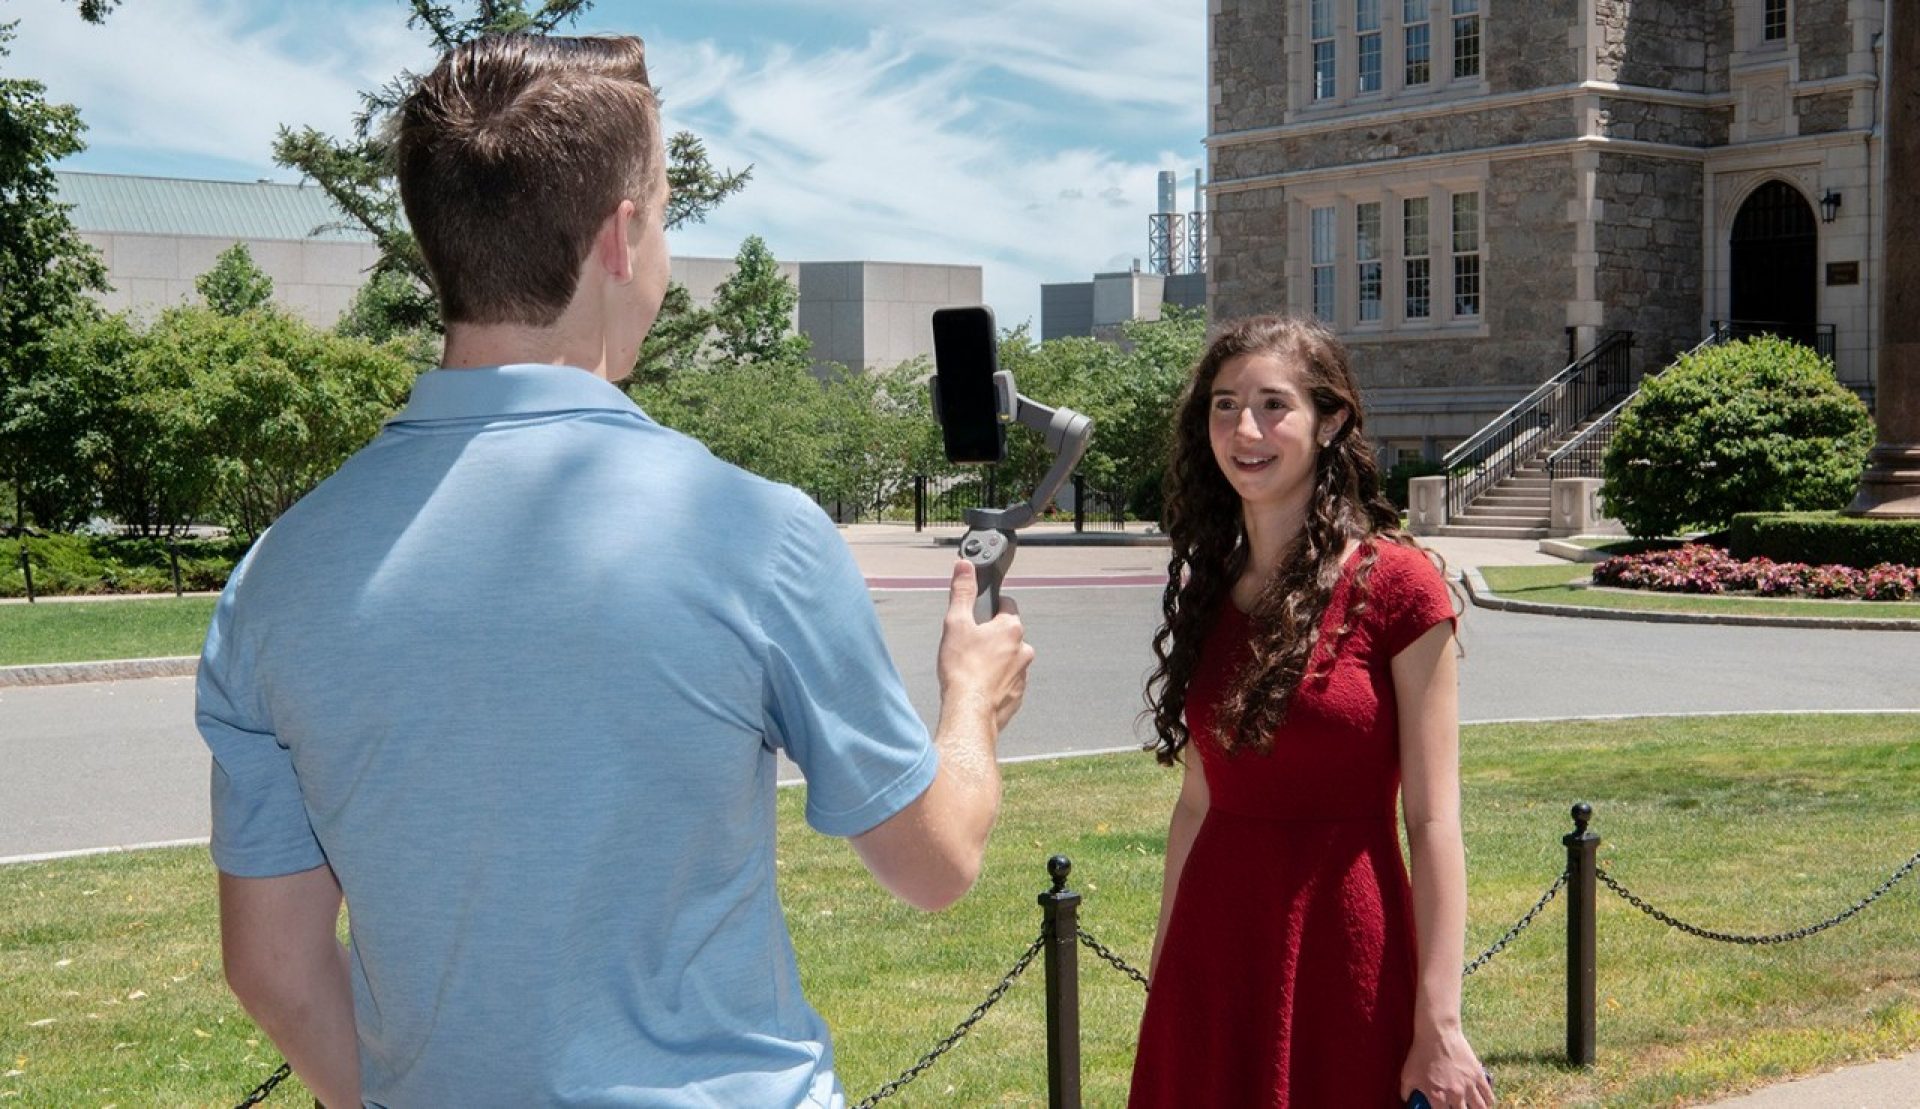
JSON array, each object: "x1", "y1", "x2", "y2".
[{"x1": 931, "y1": 359, "x2": 1094, "y2": 623}]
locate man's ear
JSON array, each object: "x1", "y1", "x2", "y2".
[{"x1": 597, "y1": 198, "x2": 639, "y2": 283}]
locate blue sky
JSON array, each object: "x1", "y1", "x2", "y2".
[{"x1": 7, "y1": 0, "x2": 1208, "y2": 329}]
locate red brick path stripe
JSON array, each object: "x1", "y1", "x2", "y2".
[{"x1": 865, "y1": 574, "x2": 1167, "y2": 590}]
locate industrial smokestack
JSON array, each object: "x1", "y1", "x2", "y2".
[
  {"x1": 1157, "y1": 170, "x2": 1177, "y2": 216},
  {"x1": 1192, "y1": 169, "x2": 1204, "y2": 213}
]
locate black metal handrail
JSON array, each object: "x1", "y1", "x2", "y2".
[
  {"x1": 1443, "y1": 331, "x2": 1634, "y2": 517},
  {"x1": 1709, "y1": 319, "x2": 1836, "y2": 361},
  {"x1": 1545, "y1": 329, "x2": 1723, "y2": 481}
]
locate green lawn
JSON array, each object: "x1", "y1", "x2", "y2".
[
  {"x1": 1479, "y1": 564, "x2": 1920, "y2": 621},
  {"x1": 0, "y1": 597, "x2": 216, "y2": 667},
  {"x1": 4, "y1": 715, "x2": 1918, "y2": 1106}
]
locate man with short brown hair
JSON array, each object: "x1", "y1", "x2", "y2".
[{"x1": 201, "y1": 34, "x2": 1030, "y2": 1107}]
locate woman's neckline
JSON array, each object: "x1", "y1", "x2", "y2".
[{"x1": 1228, "y1": 538, "x2": 1370, "y2": 618}]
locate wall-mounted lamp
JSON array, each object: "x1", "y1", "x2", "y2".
[{"x1": 1820, "y1": 189, "x2": 1842, "y2": 223}]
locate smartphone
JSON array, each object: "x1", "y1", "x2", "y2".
[{"x1": 931, "y1": 306, "x2": 1006, "y2": 464}]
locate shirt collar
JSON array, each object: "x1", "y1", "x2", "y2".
[{"x1": 387, "y1": 364, "x2": 645, "y2": 425}]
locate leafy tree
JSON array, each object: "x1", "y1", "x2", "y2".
[
  {"x1": 196, "y1": 242, "x2": 275, "y2": 316},
  {"x1": 1602, "y1": 336, "x2": 1874, "y2": 537},
  {"x1": 273, "y1": 0, "x2": 751, "y2": 338},
  {"x1": 0, "y1": 19, "x2": 109, "y2": 528},
  {"x1": 335, "y1": 266, "x2": 440, "y2": 356}
]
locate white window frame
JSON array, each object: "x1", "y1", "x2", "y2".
[
  {"x1": 1288, "y1": 0, "x2": 1486, "y2": 115},
  {"x1": 1288, "y1": 175, "x2": 1487, "y2": 337}
]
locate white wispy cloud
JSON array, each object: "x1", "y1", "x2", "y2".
[
  {"x1": 10, "y1": 0, "x2": 1206, "y2": 329},
  {"x1": 8, "y1": 0, "x2": 428, "y2": 173}
]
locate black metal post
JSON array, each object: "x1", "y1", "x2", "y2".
[
  {"x1": 1564, "y1": 802, "x2": 1599, "y2": 1066},
  {"x1": 1039, "y1": 855, "x2": 1082, "y2": 1109},
  {"x1": 169, "y1": 537, "x2": 184, "y2": 597},
  {"x1": 914, "y1": 475, "x2": 926, "y2": 532},
  {"x1": 1072, "y1": 474, "x2": 1086, "y2": 533},
  {"x1": 19, "y1": 542, "x2": 34, "y2": 603}
]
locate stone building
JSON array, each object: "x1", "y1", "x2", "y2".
[
  {"x1": 55, "y1": 170, "x2": 979, "y2": 374},
  {"x1": 1208, "y1": 0, "x2": 1888, "y2": 462}
]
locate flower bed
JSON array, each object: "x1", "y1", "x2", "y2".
[{"x1": 1591, "y1": 544, "x2": 1920, "y2": 602}]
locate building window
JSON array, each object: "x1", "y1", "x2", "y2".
[
  {"x1": 1297, "y1": 0, "x2": 1481, "y2": 110},
  {"x1": 1356, "y1": 201, "x2": 1383, "y2": 323},
  {"x1": 1404, "y1": 0, "x2": 1432, "y2": 86},
  {"x1": 1763, "y1": 0, "x2": 1787, "y2": 42},
  {"x1": 1451, "y1": 0, "x2": 1480, "y2": 79},
  {"x1": 1312, "y1": 0, "x2": 1337, "y2": 100},
  {"x1": 1311, "y1": 205, "x2": 1337, "y2": 321},
  {"x1": 1451, "y1": 191, "x2": 1481, "y2": 318},
  {"x1": 1357, "y1": 0, "x2": 1383, "y2": 93},
  {"x1": 1404, "y1": 196, "x2": 1431, "y2": 320}
]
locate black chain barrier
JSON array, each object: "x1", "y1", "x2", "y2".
[
  {"x1": 1077, "y1": 928, "x2": 1150, "y2": 992},
  {"x1": 1464, "y1": 870, "x2": 1569, "y2": 977},
  {"x1": 231, "y1": 1062, "x2": 290, "y2": 1108},
  {"x1": 1596, "y1": 845, "x2": 1920, "y2": 946},
  {"x1": 852, "y1": 931, "x2": 1047, "y2": 1108}
]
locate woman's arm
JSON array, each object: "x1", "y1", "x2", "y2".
[
  {"x1": 1393, "y1": 620, "x2": 1492, "y2": 1108},
  {"x1": 1149, "y1": 750, "x2": 1210, "y2": 981}
]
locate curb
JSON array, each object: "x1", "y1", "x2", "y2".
[
  {"x1": 0, "y1": 656, "x2": 198, "y2": 688},
  {"x1": 1462, "y1": 568, "x2": 1920, "y2": 631}
]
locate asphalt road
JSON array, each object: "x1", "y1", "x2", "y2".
[{"x1": 3, "y1": 584, "x2": 1917, "y2": 860}]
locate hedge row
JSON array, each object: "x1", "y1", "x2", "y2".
[
  {"x1": 1729, "y1": 511, "x2": 1920, "y2": 570},
  {"x1": 0, "y1": 534, "x2": 248, "y2": 599}
]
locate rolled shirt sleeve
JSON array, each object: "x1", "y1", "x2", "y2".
[
  {"x1": 756, "y1": 495, "x2": 938, "y2": 838},
  {"x1": 196, "y1": 548, "x2": 325, "y2": 877}
]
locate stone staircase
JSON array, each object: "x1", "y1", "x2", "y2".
[
  {"x1": 1436, "y1": 416, "x2": 1604, "y2": 540},
  {"x1": 1436, "y1": 463, "x2": 1553, "y2": 539}
]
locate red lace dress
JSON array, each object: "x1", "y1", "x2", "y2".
[{"x1": 1129, "y1": 540, "x2": 1456, "y2": 1108}]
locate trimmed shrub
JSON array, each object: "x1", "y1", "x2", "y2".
[
  {"x1": 1383, "y1": 458, "x2": 1446, "y2": 510},
  {"x1": 0, "y1": 533, "x2": 249, "y2": 598},
  {"x1": 1730, "y1": 511, "x2": 1920, "y2": 570},
  {"x1": 1601, "y1": 337, "x2": 1873, "y2": 537}
]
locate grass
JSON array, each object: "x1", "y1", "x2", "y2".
[
  {"x1": 4, "y1": 714, "x2": 1919, "y2": 1105},
  {"x1": 1479, "y1": 564, "x2": 1920, "y2": 621},
  {"x1": 0, "y1": 597, "x2": 216, "y2": 667}
]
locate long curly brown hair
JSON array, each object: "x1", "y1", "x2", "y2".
[{"x1": 1145, "y1": 315, "x2": 1423, "y2": 765}]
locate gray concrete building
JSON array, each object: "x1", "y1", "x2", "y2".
[
  {"x1": 1208, "y1": 0, "x2": 1889, "y2": 463},
  {"x1": 54, "y1": 171, "x2": 980, "y2": 374},
  {"x1": 1041, "y1": 269, "x2": 1207, "y2": 341}
]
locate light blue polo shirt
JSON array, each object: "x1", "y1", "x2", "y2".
[{"x1": 197, "y1": 364, "x2": 937, "y2": 1108}]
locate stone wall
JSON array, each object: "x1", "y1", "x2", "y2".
[
  {"x1": 1207, "y1": 185, "x2": 1290, "y2": 322},
  {"x1": 1211, "y1": 0, "x2": 1289, "y2": 134},
  {"x1": 1594, "y1": 153, "x2": 1704, "y2": 372},
  {"x1": 1214, "y1": 98, "x2": 1576, "y2": 181},
  {"x1": 1795, "y1": 0, "x2": 1853, "y2": 80},
  {"x1": 1597, "y1": 96, "x2": 1725, "y2": 146},
  {"x1": 1794, "y1": 90, "x2": 1853, "y2": 134},
  {"x1": 1487, "y1": 0, "x2": 1581, "y2": 91},
  {"x1": 1596, "y1": 0, "x2": 1719, "y2": 91}
]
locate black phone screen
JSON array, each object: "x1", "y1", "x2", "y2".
[{"x1": 932, "y1": 306, "x2": 1005, "y2": 464}]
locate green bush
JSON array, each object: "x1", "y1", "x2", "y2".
[
  {"x1": 1601, "y1": 337, "x2": 1873, "y2": 538},
  {"x1": 1383, "y1": 458, "x2": 1446, "y2": 510},
  {"x1": 0, "y1": 533, "x2": 249, "y2": 598},
  {"x1": 1730, "y1": 511, "x2": 1920, "y2": 570}
]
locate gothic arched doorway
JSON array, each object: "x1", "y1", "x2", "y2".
[{"x1": 1728, "y1": 180, "x2": 1817, "y2": 346}]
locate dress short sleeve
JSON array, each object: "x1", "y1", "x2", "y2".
[
  {"x1": 755, "y1": 494, "x2": 937, "y2": 838},
  {"x1": 1373, "y1": 541, "x2": 1458, "y2": 659}
]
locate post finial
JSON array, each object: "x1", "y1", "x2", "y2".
[
  {"x1": 1572, "y1": 801, "x2": 1592, "y2": 834},
  {"x1": 1048, "y1": 854, "x2": 1072, "y2": 892}
]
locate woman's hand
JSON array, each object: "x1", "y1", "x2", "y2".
[{"x1": 1399, "y1": 1025, "x2": 1493, "y2": 1108}]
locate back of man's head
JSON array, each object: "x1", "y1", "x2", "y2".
[{"x1": 396, "y1": 34, "x2": 660, "y2": 328}]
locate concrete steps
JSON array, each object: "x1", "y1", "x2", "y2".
[{"x1": 1435, "y1": 420, "x2": 1604, "y2": 540}]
